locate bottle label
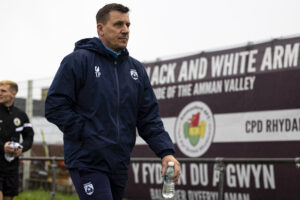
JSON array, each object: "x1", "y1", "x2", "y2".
[
  {"x1": 164, "y1": 175, "x2": 173, "y2": 182},
  {"x1": 164, "y1": 168, "x2": 174, "y2": 182}
]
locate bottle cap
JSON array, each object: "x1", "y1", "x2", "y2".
[{"x1": 168, "y1": 161, "x2": 174, "y2": 166}]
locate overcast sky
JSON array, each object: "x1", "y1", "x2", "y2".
[{"x1": 1, "y1": 0, "x2": 300, "y2": 84}]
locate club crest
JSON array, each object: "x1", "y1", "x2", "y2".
[
  {"x1": 14, "y1": 118, "x2": 21, "y2": 126},
  {"x1": 83, "y1": 182, "x2": 94, "y2": 195},
  {"x1": 130, "y1": 69, "x2": 138, "y2": 80},
  {"x1": 174, "y1": 101, "x2": 215, "y2": 157}
]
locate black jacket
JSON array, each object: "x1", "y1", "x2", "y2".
[{"x1": 0, "y1": 103, "x2": 34, "y2": 175}]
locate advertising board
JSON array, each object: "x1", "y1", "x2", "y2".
[{"x1": 125, "y1": 36, "x2": 300, "y2": 200}]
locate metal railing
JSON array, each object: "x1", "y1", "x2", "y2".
[
  {"x1": 21, "y1": 156, "x2": 64, "y2": 200},
  {"x1": 20, "y1": 157, "x2": 300, "y2": 200}
]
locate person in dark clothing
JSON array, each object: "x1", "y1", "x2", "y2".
[
  {"x1": 45, "y1": 3, "x2": 180, "y2": 200},
  {"x1": 0, "y1": 80, "x2": 34, "y2": 200}
]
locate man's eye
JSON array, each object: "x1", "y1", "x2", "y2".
[{"x1": 115, "y1": 22, "x2": 123, "y2": 27}]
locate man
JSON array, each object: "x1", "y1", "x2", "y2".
[
  {"x1": 0, "y1": 80, "x2": 34, "y2": 200},
  {"x1": 45, "y1": 3, "x2": 180, "y2": 200}
]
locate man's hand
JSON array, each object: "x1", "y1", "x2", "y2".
[
  {"x1": 14, "y1": 148, "x2": 23, "y2": 158},
  {"x1": 4, "y1": 141, "x2": 23, "y2": 158},
  {"x1": 161, "y1": 155, "x2": 181, "y2": 183},
  {"x1": 4, "y1": 141, "x2": 15, "y2": 153}
]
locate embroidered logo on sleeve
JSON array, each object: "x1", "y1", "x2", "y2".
[{"x1": 83, "y1": 182, "x2": 94, "y2": 195}]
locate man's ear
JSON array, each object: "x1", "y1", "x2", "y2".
[
  {"x1": 97, "y1": 23, "x2": 104, "y2": 37},
  {"x1": 11, "y1": 90, "x2": 17, "y2": 98}
]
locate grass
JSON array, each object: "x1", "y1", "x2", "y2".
[
  {"x1": 13, "y1": 190, "x2": 79, "y2": 200},
  {"x1": 13, "y1": 190, "x2": 130, "y2": 200}
]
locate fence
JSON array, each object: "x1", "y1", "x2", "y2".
[{"x1": 19, "y1": 156, "x2": 300, "y2": 200}]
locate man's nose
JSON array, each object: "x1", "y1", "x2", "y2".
[{"x1": 121, "y1": 25, "x2": 129, "y2": 33}]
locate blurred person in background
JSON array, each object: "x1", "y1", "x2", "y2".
[
  {"x1": 45, "y1": 3, "x2": 180, "y2": 200},
  {"x1": 0, "y1": 80, "x2": 34, "y2": 200}
]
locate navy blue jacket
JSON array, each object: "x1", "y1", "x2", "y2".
[{"x1": 45, "y1": 37, "x2": 174, "y2": 174}]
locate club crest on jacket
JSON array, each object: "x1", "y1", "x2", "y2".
[
  {"x1": 130, "y1": 69, "x2": 138, "y2": 80},
  {"x1": 14, "y1": 118, "x2": 21, "y2": 126}
]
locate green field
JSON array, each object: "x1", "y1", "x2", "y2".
[
  {"x1": 13, "y1": 190, "x2": 79, "y2": 200},
  {"x1": 13, "y1": 190, "x2": 130, "y2": 200}
]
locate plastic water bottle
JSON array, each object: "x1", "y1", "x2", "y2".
[
  {"x1": 4, "y1": 141, "x2": 23, "y2": 162},
  {"x1": 162, "y1": 161, "x2": 175, "y2": 199}
]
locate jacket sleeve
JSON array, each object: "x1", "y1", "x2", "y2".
[
  {"x1": 45, "y1": 53, "x2": 86, "y2": 139},
  {"x1": 21, "y1": 114, "x2": 34, "y2": 152},
  {"x1": 0, "y1": 141, "x2": 4, "y2": 154},
  {"x1": 136, "y1": 66, "x2": 175, "y2": 158}
]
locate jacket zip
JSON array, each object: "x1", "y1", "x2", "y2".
[{"x1": 114, "y1": 60, "x2": 120, "y2": 143}]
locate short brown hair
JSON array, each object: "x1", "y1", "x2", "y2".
[
  {"x1": 0, "y1": 80, "x2": 18, "y2": 93},
  {"x1": 96, "y1": 3, "x2": 129, "y2": 24}
]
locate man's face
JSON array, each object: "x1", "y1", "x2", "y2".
[
  {"x1": 97, "y1": 10, "x2": 130, "y2": 52},
  {"x1": 0, "y1": 84, "x2": 16, "y2": 107}
]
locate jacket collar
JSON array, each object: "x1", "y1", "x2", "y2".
[
  {"x1": 74, "y1": 37, "x2": 129, "y2": 61},
  {"x1": 0, "y1": 103, "x2": 14, "y2": 113}
]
